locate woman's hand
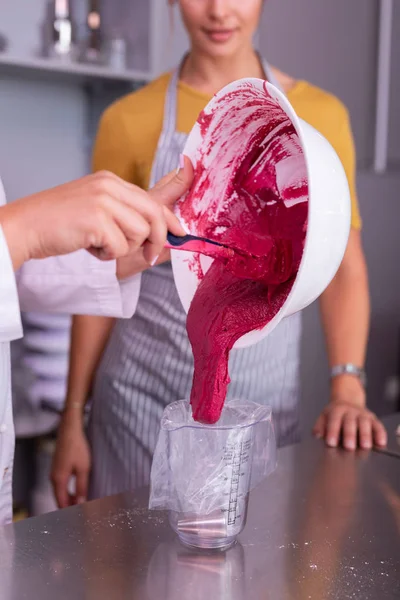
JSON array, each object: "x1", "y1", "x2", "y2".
[
  {"x1": 313, "y1": 376, "x2": 387, "y2": 451},
  {"x1": 115, "y1": 161, "x2": 193, "y2": 279},
  {"x1": 0, "y1": 161, "x2": 191, "y2": 271},
  {"x1": 51, "y1": 410, "x2": 91, "y2": 508}
]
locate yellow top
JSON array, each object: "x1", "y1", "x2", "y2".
[{"x1": 93, "y1": 72, "x2": 361, "y2": 229}]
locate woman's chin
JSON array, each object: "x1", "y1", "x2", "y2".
[{"x1": 202, "y1": 41, "x2": 242, "y2": 60}]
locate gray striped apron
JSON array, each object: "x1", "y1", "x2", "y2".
[{"x1": 88, "y1": 61, "x2": 302, "y2": 499}]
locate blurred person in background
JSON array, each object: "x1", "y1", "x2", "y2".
[{"x1": 52, "y1": 0, "x2": 387, "y2": 508}]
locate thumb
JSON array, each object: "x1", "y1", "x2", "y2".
[
  {"x1": 149, "y1": 155, "x2": 193, "y2": 207},
  {"x1": 162, "y1": 206, "x2": 185, "y2": 236},
  {"x1": 75, "y1": 469, "x2": 89, "y2": 504}
]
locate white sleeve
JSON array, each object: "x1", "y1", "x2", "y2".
[
  {"x1": 0, "y1": 175, "x2": 141, "y2": 321},
  {"x1": 0, "y1": 178, "x2": 23, "y2": 343},
  {"x1": 17, "y1": 252, "x2": 142, "y2": 318},
  {"x1": 0, "y1": 225, "x2": 23, "y2": 343}
]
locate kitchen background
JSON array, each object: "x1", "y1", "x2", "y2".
[{"x1": 0, "y1": 0, "x2": 399, "y2": 493}]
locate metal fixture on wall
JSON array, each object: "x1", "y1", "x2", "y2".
[
  {"x1": 107, "y1": 36, "x2": 128, "y2": 71},
  {"x1": 79, "y1": 0, "x2": 103, "y2": 65},
  {"x1": 374, "y1": 0, "x2": 393, "y2": 173},
  {"x1": 49, "y1": 0, "x2": 76, "y2": 61}
]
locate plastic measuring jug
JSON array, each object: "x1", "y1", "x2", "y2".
[
  {"x1": 149, "y1": 399, "x2": 276, "y2": 550},
  {"x1": 169, "y1": 421, "x2": 254, "y2": 549}
]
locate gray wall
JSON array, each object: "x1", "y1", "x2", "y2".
[
  {"x1": 261, "y1": 0, "x2": 379, "y2": 168},
  {"x1": 388, "y1": 0, "x2": 400, "y2": 165},
  {"x1": 0, "y1": 0, "x2": 87, "y2": 199},
  {"x1": 0, "y1": 75, "x2": 86, "y2": 200},
  {"x1": 260, "y1": 0, "x2": 400, "y2": 431}
]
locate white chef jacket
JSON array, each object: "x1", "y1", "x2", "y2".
[{"x1": 0, "y1": 178, "x2": 141, "y2": 524}]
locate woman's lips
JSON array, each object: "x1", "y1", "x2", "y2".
[{"x1": 203, "y1": 28, "x2": 237, "y2": 43}]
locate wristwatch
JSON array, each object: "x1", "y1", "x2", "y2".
[{"x1": 330, "y1": 363, "x2": 367, "y2": 388}]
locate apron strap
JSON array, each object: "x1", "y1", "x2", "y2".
[
  {"x1": 261, "y1": 58, "x2": 285, "y2": 94},
  {"x1": 157, "y1": 54, "x2": 187, "y2": 147},
  {"x1": 148, "y1": 68, "x2": 179, "y2": 187},
  {"x1": 148, "y1": 57, "x2": 187, "y2": 188}
]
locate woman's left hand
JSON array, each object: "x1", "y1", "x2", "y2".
[{"x1": 312, "y1": 376, "x2": 387, "y2": 451}]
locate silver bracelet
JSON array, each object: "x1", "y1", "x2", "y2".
[{"x1": 330, "y1": 364, "x2": 367, "y2": 388}]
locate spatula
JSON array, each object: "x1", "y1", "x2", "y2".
[{"x1": 165, "y1": 232, "x2": 234, "y2": 258}]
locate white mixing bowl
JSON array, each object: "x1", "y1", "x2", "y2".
[{"x1": 171, "y1": 78, "x2": 351, "y2": 348}]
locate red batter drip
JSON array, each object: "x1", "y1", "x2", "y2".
[{"x1": 178, "y1": 84, "x2": 308, "y2": 424}]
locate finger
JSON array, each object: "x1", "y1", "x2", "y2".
[
  {"x1": 51, "y1": 472, "x2": 70, "y2": 509},
  {"x1": 149, "y1": 155, "x2": 193, "y2": 209},
  {"x1": 342, "y1": 412, "x2": 358, "y2": 450},
  {"x1": 312, "y1": 413, "x2": 326, "y2": 439},
  {"x1": 156, "y1": 247, "x2": 170, "y2": 264},
  {"x1": 102, "y1": 165, "x2": 188, "y2": 249},
  {"x1": 75, "y1": 469, "x2": 89, "y2": 505},
  {"x1": 142, "y1": 246, "x2": 171, "y2": 268},
  {"x1": 88, "y1": 220, "x2": 129, "y2": 260},
  {"x1": 96, "y1": 161, "x2": 190, "y2": 262},
  {"x1": 358, "y1": 415, "x2": 373, "y2": 450},
  {"x1": 89, "y1": 207, "x2": 150, "y2": 261},
  {"x1": 150, "y1": 168, "x2": 179, "y2": 191},
  {"x1": 103, "y1": 168, "x2": 183, "y2": 203},
  {"x1": 105, "y1": 186, "x2": 168, "y2": 263},
  {"x1": 324, "y1": 406, "x2": 346, "y2": 447},
  {"x1": 162, "y1": 205, "x2": 186, "y2": 237},
  {"x1": 140, "y1": 207, "x2": 168, "y2": 265},
  {"x1": 372, "y1": 418, "x2": 388, "y2": 447},
  {"x1": 149, "y1": 154, "x2": 191, "y2": 195}
]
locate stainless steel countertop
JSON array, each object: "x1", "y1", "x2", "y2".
[
  {"x1": 376, "y1": 413, "x2": 400, "y2": 458},
  {"x1": 1, "y1": 422, "x2": 399, "y2": 599}
]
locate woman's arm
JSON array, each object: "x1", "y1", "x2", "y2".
[
  {"x1": 65, "y1": 314, "x2": 115, "y2": 412},
  {"x1": 320, "y1": 229, "x2": 369, "y2": 389},
  {"x1": 51, "y1": 314, "x2": 114, "y2": 507},
  {"x1": 313, "y1": 229, "x2": 387, "y2": 450}
]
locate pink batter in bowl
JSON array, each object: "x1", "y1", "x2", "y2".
[{"x1": 171, "y1": 78, "x2": 351, "y2": 350}]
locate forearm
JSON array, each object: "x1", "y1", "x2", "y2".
[
  {"x1": 319, "y1": 230, "x2": 370, "y2": 404},
  {"x1": 64, "y1": 314, "x2": 115, "y2": 419},
  {"x1": 319, "y1": 265, "x2": 369, "y2": 368}
]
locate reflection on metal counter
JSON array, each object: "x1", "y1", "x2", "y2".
[
  {"x1": 374, "y1": 413, "x2": 400, "y2": 458},
  {"x1": 146, "y1": 540, "x2": 246, "y2": 600},
  {"x1": 0, "y1": 415, "x2": 399, "y2": 600}
]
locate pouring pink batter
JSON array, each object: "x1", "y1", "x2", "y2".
[{"x1": 177, "y1": 82, "x2": 308, "y2": 424}]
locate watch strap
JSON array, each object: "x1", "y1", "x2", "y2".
[{"x1": 330, "y1": 363, "x2": 367, "y2": 388}]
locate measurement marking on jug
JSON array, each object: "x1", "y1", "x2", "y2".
[{"x1": 227, "y1": 441, "x2": 246, "y2": 526}]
